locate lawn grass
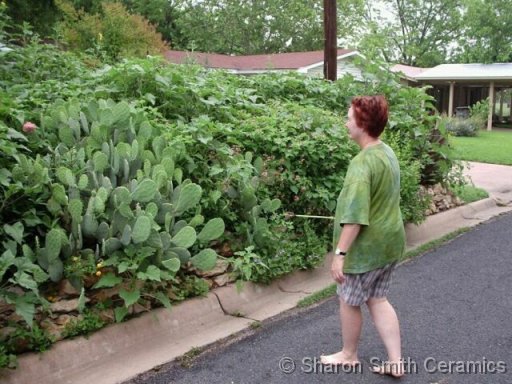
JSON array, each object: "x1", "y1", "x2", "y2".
[
  {"x1": 296, "y1": 284, "x2": 337, "y2": 308},
  {"x1": 449, "y1": 130, "x2": 512, "y2": 165},
  {"x1": 451, "y1": 184, "x2": 489, "y2": 204}
]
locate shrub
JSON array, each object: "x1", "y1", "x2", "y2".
[
  {"x1": 0, "y1": 43, "x2": 458, "y2": 357},
  {"x1": 470, "y1": 99, "x2": 489, "y2": 129},
  {"x1": 0, "y1": 39, "x2": 93, "y2": 127},
  {"x1": 55, "y1": 0, "x2": 168, "y2": 62},
  {"x1": 443, "y1": 117, "x2": 480, "y2": 137}
]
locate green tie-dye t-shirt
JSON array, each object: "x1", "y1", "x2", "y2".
[{"x1": 332, "y1": 142, "x2": 406, "y2": 274}]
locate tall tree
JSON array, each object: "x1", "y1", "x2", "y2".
[
  {"x1": 350, "y1": 0, "x2": 463, "y2": 67},
  {"x1": 454, "y1": 0, "x2": 512, "y2": 63},
  {"x1": 173, "y1": 0, "x2": 363, "y2": 54},
  {"x1": 5, "y1": 0, "x2": 61, "y2": 37},
  {"x1": 119, "y1": 0, "x2": 187, "y2": 47}
]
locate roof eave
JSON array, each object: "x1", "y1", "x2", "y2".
[
  {"x1": 300, "y1": 51, "x2": 362, "y2": 72},
  {"x1": 416, "y1": 76, "x2": 512, "y2": 81}
]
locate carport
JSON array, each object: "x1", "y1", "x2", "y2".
[{"x1": 414, "y1": 64, "x2": 512, "y2": 130}]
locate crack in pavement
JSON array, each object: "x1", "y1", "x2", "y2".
[{"x1": 211, "y1": 291, "x2": 260, "y2": 322}]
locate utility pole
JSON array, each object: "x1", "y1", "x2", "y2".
[{"x1": 323, "y1": 0, "x2": 337, "y2": 81}]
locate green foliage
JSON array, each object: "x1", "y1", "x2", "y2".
[
  {"x1": 55, "y1": 0, "x2": 168, "y2": 62},
  {"x1": 65, "y1": 254, "x2": 97, "y2": 288},
  {"x1": 297, "y1": 284, "x2": 337, "y2": 308},
  {"x1": 451, "y1": 184, "x2": 488, "y2": 203},
  {"x1": 172, "y1": 274, "x2": 209, "y2": 300},
  {"x1": 4, "y1": 0, "x2": 61, "y2": 38},
  {"x1": 0, "y1": 344, "x2": 17, "y2": 369},
  {"x1": 352, "y1": 0, "x2": 462, "y2": 66},
  {"x1": 62, "y1": 310, "x2": 105, "y2": 338},
  {"x1": 443, "y1": 117, "x2": 480, "y2": 137},
  {"x1": 118, "y1": 0, "x2": 361, "y2": 55},
  {"x1": 470, "y1": 99, "x2": 490, "y2": 128},
  {"x1": 0, "y1": 40, "x2": 457, "y2": 360},
  {"x1": 4, "y1": 325, "x2": 54, "y2": 354},
  {"x1": 0, "y1": 38, "x2": 93, "y2": 128},
  {"x1": 241, "y1": 219, "x2": 327, "y2": 284},
  {"x1": 228, "y1": 246, "x2": 270, "y2": 287},
  {"x1": 455, "y1": 0, "x2": 512, "y2": 63},
  {"x1": 383, "y1": 131, "x2": 430, "y2": 224}
]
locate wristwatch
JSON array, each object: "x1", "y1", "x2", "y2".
[{"x1": 335, "y1": 248, "x2": 347, "y2": 256}]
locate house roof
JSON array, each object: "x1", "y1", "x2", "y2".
[
  {"x1": 390, "y1": 64, "x2": 429, "y2": 79},
  {"x1": 164, "y1": 49, "x2": 356, "y2": 71},
  {"x1": 415, "y1": 63, "x2": 512, "y2": 81}
]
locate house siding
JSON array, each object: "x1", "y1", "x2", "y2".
[{"x1": 306, "y1": 58, "x2": 362, "y2": 80}]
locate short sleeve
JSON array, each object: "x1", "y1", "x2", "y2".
[
  {"x1": 336, "y1": 181, "x2": 370, "y2": 225},
  {"x1": 336, "y1": 161, "x2": 371, "y2": 226}
]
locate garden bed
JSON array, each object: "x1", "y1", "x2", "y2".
[{"x1": 1, "y1": 41, "x2": 456, "y2": 368}]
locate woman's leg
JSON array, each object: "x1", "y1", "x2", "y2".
[
  {"x1": 367, "y1": 297, "x2": 403, "y2": 377},
  {"x1": 320, "y1": 298, "x2": 362, "y2": 365}
]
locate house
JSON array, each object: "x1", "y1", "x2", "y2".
[
  {"x1": 164, "y1": 49, "x2": 365, "y2": 80},
  {"x1": 166, "y1": 49, "x2": 511, "y2": 130},
  {"x1": 391, "y1": 63, "x2": 512, "y2": 130},
  {"x1": 390, "y1": 64, "x2": 428, "y2": 86}
]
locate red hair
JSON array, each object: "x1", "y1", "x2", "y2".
[{"x1": 351, "y1": 95, "x2": 388, "y2": 138}]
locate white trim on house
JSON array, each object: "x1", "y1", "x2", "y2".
[
  {"x1": 416, "y1": 63, "x2": 512, "y2": 81},
  {"x1": 232, "y1": 69, "x2": 290, "y2": 75},
  {"x1": 299, "y1": 51, "x2": 364, "y2": 72}
]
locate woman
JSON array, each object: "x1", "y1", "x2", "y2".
[{"x1": 320, "y1": 95, "x2": 406, "y2": 378}]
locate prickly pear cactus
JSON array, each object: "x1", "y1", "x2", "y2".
[{"x1": 38, "y1": 99, "x2": 227, "y2": 299}]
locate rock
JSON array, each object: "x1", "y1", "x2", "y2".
[
  {"x1": 6, "y1": 311, "x2": 24, "y2": 323},
  {"x1": 40, "y1": 316, "x2": 81, "y2": 342},
  {"x1": 166, "y1": 287, "x2": 182, "y2": 301},
  {"x1": 433, "y1": 184, "x2": 443, "y2": 194},
  {"x1": 91, "y1": 287, "x2": 120, "y2": 303},
  {"x1": 218, "y1": 242, "x2": 234, "y2": 257},
  {"x1": 203, "y1": 278, "x2": 215, "y2": 289},
  {"x1": 0, "y1": 300, "x2": 14, "y2": 315},
  {"x1": 6, "y1": 286, "x2": 24, "y2": 296},
  {"x1": 83, "y1": 274, "x2": 101, "y2": 289},
  {"x1": 50, "y1": 297, "x2": 89, "y2": 313},
  {"x1": 212, "y1": 273, "x2": 237, "y2": 287},
  {"x1": 130, "y1": 301, "x2": 151, "y2": 315},
  {"x1": 90, "y1": 280, "x2": 143, "y2": 303},
  {"x1": 58, "y1": 279, "x2": 80, "y2": 298},
  {"x1": 7, "y1": 334, "x2": 31, "y2": 354},
  {"x1": 194, "y1": 259, "x2": 230, "y2": 278},
  {"x1": 0, "y1": 326, "x2": 16, "y2": 341},
  {"x1": 55, "y1": 314, "x2": 77, "y2": 326},
  {"x1": 97, "y1": 309, "x2": 115, "y2": 323}
]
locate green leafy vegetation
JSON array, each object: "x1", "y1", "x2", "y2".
[
  {"x1": 2, "y1": 325, "x2": 54, "y2": 356},
  {"x1": 62, "y1": 311, "x2": 105, "y2": 338},
  {"x1": 55, "y1": 0, "x2": 168, "y2": 62},
  {"x1": 451, "y1": 184, "x2": 488, "y2": 203},
  {"x1": 0, "y1": 12, "x2": 457, "y2": 364},
  {"x1": 297, "y1": 284, "x2": 337, "y2": 308}
]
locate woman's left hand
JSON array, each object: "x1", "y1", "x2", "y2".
[{"x1": 331, "y1": 256, "x2": 345, "y2": 284}]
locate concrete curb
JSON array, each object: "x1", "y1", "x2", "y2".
[
  {"x1": 405, "y1": 197, "x2": 512, "y2": 249},
  {"x1": 2, "y1": 197, "x2": 512, "y2": 384}
]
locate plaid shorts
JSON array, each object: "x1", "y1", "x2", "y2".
[{"x1": 337, "y1": 262, "x2": 397, "y2": 306}]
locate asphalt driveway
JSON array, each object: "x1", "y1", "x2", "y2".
[{"x1": 126, "y1": 211, "x2": 512, "y2": 384}]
